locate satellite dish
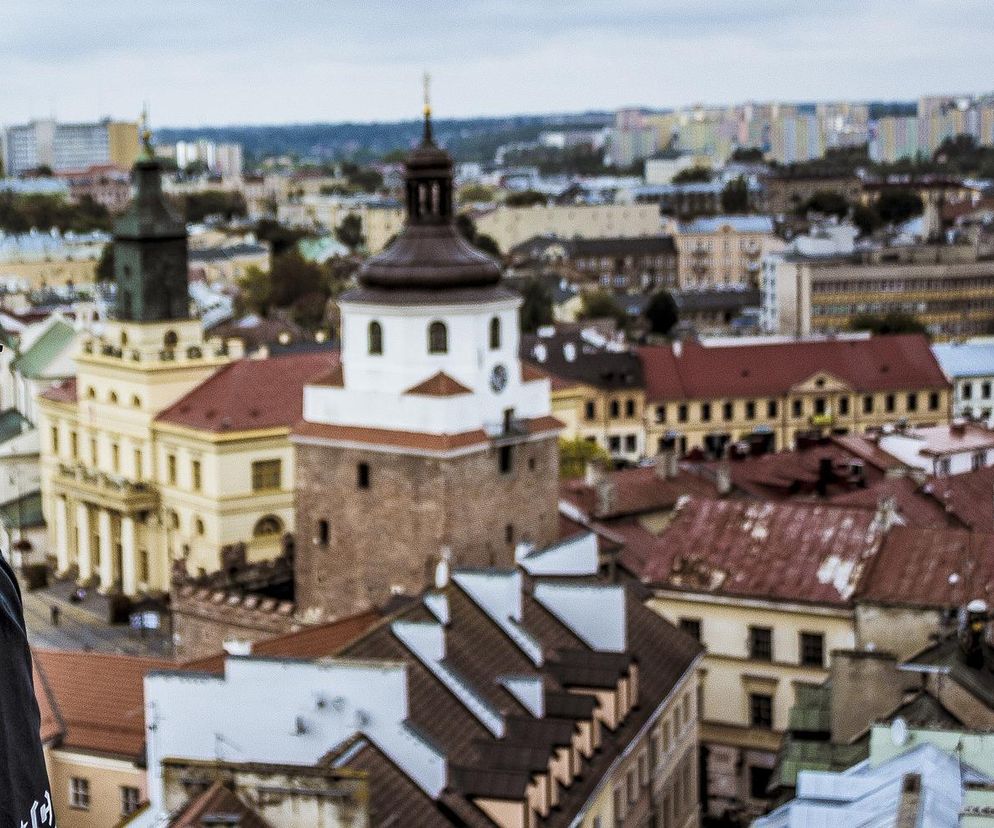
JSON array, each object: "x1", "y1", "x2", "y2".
[{"x1": 891, "y1": 717, "x2": 909, "y2": 747}]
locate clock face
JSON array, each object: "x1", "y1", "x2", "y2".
[{"x1": 490, "y1": 363, "x2": 508, "y2": 393}]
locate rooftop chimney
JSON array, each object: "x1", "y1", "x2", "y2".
[
  {"x1": 654, "y1": 449, "x2": 679, "y2": 480},
  {"x1": 716, "y1": 461, "x2": 732, "y2": 497},
  {"x1": 951, "y1": 418, "x2": 967, "y2": 437},
  {"x1": 594, "y1": 478, "x2": 616, "y2": 518},
  {"x1": 584, "y1": 459, "x2": 606, "y2": 487},
  {"x1": 959, "y1": 598, "x2": 989, "y2": 669},
  {"x1": 874, "y1": 495, "x2": 899, "y2": 531},
  {"x1": 816, "y1": 456, "x2": 834, "y2": 497}
]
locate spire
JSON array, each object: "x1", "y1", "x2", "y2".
[
  {"x1": 139, "y1": 103, "x2": 154, "y2": 161},
  {"x1": 422, "y1": 71, "x2": 434, "y2": 144}
]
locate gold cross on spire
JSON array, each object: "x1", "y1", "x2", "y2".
[{"x1": 423, "y1": 71, "x2": 432, "y2": 119}]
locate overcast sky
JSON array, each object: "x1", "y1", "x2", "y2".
[{"x1": 2, "y1": 1, "x2": 993, "y2": 126}]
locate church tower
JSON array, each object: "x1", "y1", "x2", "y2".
[{"x1": 293, "y1": 94, "x2": 561, "y2": 620}]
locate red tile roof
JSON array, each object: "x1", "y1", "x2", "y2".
[
  {"x1": 293, "y1": 414, "x2": 561, "y2": 452},
  {"x1": 39, "y1": 377, "x2": 77, "y2": 404},
  {"x1": 857, "y1": 527, "x2": 994, "y2": 609},
  {"x1": 561, "y1": 463, "x2": 718, "y2": 520},
  {"x1": 638, "y1": 335, "x2": 948, "y2": 402},
  {"x1": 310, "y1": 362, "x2": 344, "y2": 387},
  {"x1": 168, "y1": 780, "x2": 273, "y2": 828},
  {"x1": 156, "y1": 352, "x2": 337, "y2": 433},
  {"x1": 618, "y1": 497, "x2": 886, "y2": 606},
  {"x1": 404, "y1": 371, "x2": 472, "y2": 396},
  {"x1": 32, "y1": 649, "x2": 172, "y2": 758},
  {"x1": 923, "y1": 465, "x2": 994, "y2": 530}
]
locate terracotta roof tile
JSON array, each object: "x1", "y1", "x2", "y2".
[
  {"x1": 404, "y1": 371, "x2": 472, "y2": 396},
  {"x1": 619, "y1": 497, "x2": 886, "y2": 606},
  {"x1": 924, "y1": 465, "x2": 994, "y2": 530},
  {"x1": 521, "y1": 362, "x2": 549, "y2": 383},
  {"x1": 310, "y1": 362, "x2": 344, "y2": 387},
  {"x1": 638, "y1": 334, "x2": 949, "y2": 402},
  {"x1": 39, "y1": 377, "x2": 77, "y2": 404},
  {"x1": 32, "y1": 649, "x2": 172, "y2": 758},
  {"x1": 169, "y1": 780, "x2": 274, "y2": 828},
  {"x1": 156, "y1": 352, "x2": 337, "y2": 433}
]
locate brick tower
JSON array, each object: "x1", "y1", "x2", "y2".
[{"x1": 293, "y1": 96, "x2": 561, "y2": 620}]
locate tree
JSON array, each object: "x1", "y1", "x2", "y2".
[
  {"x1": 672, "y1": 166, "x2": 713, "y2": 184},
  {"x1": 458, "y1": 183, "x2": 495, "y2": 202},
  {"x1": 720, "y1": 176, "x2": 750, "y2": 213},
  {"x1": 95, "y1": 245, "x2": 115, "y2": 282},
  {"x1": 875, "y1": 189, "x2": 923, "y2": 225},
  {"x1": 238, "y1": 264, "x2": 273, "y2": 316},
  {"x1": 346, "y1": 166, "x2": 383, "y2": 193},
  {"x1": 505, "y1": 190, "x2": 548, "y2": 208},
  {"x1": 579, "y1": 289, "x2": 627, "y2": 328},
  {"x1": 559, "y1": 437, "x2": 612, "y2": 480},
  {"x1": 456, "y1": 213, "x2": 502, "y2": 257},
  {"x1": 645, "y1": 290, "x2": 679, "y2": 337},
  {"x1": 268, "y1": 250, "x2": 327, "y2": 310},
  {"x1": 518, "y1": 277, "x2": 554, "y2": 333},
  {"x1": 800, "y1": 190, "x2": 849, "y2": 219},
  {"x1": 254, "y1": 218, "x2": 311, "y2": 256},
  {"x1": 730, "y1": 147, "x2": 764, "y2": 162},
  {"x1": 850, "y1": 311, "x2": 928, "y2": 336},
  {"x1": 852, "y1": 204, "x2": 882, "y2": 237},
  {"x1": 335, "y1": 214, "x2": 365, "y2": 252},
  {"x1": 182, "y1": 191, "x2": 247, "y2": 223}
]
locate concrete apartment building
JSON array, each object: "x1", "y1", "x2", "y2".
[
  {"x1": 764, "y1": 242, "x2": 994, "y2": 339},
  {"x1": 674, "y1": 216, "x2": 784, "y2": 289},
  {"x1": 2, "y1": 118, "x2": 139, "y2": 177}
]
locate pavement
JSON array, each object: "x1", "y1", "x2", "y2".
[{"x1": 21, "y1": 575, "x2": 173, "y2": 657}]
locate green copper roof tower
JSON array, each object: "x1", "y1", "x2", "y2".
[{"x1": 112, "y1": 111, "x2": 189, "y2": 322}]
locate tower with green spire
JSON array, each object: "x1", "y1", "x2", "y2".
[{"x1": 112, "y1": 115, "x2": 189, "y2": 323}]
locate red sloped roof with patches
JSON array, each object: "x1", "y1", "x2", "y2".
[
  {"x1": 404, "y1": 371, "x2": 472, "y2": 396},
  {"x1": 156, "y1": 352, "x2": 337, "y2": 433},
  {"x1": 618, "y1": 496, "x2": 886, "y2": 606},
  {"x1": 561, "y1": 464, "x2": 718, "y2": 520},
  {"x1": 638, "y1": 335, "x2": 948, "y2": 402},
  {"x1": 856, "y1": 527, "x2": 994, "y2": 608}
]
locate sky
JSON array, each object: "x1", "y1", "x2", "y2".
[{"x1": 2, "y1": 1, "x2": 993, "y2": 127}]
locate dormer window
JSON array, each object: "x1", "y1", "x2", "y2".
[
  {"x1": 489, "y1": 317, "x2": 501, "y2": 350},
  {"x1": 368, "y1": 321, "x2": 383, "y2": 355},
  {"x1": 428, "y1": 321, "x2": 448, "y2": 354}
]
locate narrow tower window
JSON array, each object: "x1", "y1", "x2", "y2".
[
  {"x1": 489, "y1": 317, "x2": 501, "y2": 350},
  {"x1": 357, "y1": 462, "x2": 370, "y2": 489},
  {"x1": 368, "y1": 320, "x2": 383, "y2": 355},
  {"x1": 428, "y1": 321, "x2": 448, "y2": 354}
]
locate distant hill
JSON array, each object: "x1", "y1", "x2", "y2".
[{"x1": 155, "y1": 112, "x2": 613, "y2": 165}]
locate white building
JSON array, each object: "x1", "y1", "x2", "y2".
[
  {"x1": 876, "y1": 421, "x2": 994, "y2": 476},
  {"x1": 933, "y1": 339, "x2": 994, "y2": 423}
]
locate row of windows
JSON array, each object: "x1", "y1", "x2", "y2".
[
  {"x1": 367, "y1": 317, "x2": 502, "y2": 356},
  {"x1": 655, "y1": 391, "x2": 941, "y2": 424},
  {"x1": 961, "y1": 380, "x2": 994, "y2": 400},
  {"x1": 69, "y1": 776, "x2": 140, "y2": 815},
  {"x1": 679, "y1": 619, "x2": 825, "y2": 668},
  {"x1": 812, "y1": 275, "x2": 994, "y2": 294},
  {"x1": 161, "y1": 509, "x2": 282, "y2": 540},
  {"x1": 83, "y1": 386, "x2": 142, "y2": 407},
  {"x1": 584, "y1": 398, "x2": 639, "y2": 421}
]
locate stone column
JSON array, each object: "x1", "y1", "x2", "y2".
[
  {"x1": 121, "y1": 515, "x2": 137, "y2": 596},
  {"x1": 76, "y1": 502, "x2": 92, "y2": 582},
  {"x1": 54, "y1": 497, "x2": 69, "y2": 574},
  {"x1": 98, "y1": 509, "x2": 114, "y2": 591}
]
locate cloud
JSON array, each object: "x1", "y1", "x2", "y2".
[{"x1": 1, "y1": 0, "x2": 992, "y2": 124}]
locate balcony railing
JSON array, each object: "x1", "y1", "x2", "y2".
[{"x1": 55, "y1": 462, "x2": 160, "y2": 512}]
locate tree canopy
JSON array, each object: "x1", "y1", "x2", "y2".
[
  {"x1": 559, "y1": 437, "x2": 612, "y2": 480},
  {"x1": 517, "y1": 277, "x2": 554, "y2": 333},
  {"x1": 335, "y1": 214, "x2": 365, "y2": 252},
  {"x1": 799, "y1": 190, "x2": 850, "y2": 219},
  {"x1": 720, "y1": 176, "x2": 750, "y2": 213},
  {"x1": 672, "y1": 165, "x2": 713, "y2": 184},
  {"x1": 579, "y1": 289, "x2": 628, "y2": 328},
  {"x1": 505, "y1": 190, "x2": 548, "y2": 208},
  {"x1": 645, "y1": 290, "x2": 679, "y2": 337},
  {"x1": 850, "y1": 311, "x2": 928, "y2": 336},
  {"x1": 0, "y1": 193, "x2": 112, "y2": 234}
]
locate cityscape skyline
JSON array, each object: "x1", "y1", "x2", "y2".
[{"x1": 3, "y1": 0, "x2": 994, "y2": 126}]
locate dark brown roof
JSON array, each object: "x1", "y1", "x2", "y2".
[
  {"x1": 169, "y1": 780, "x2": 273, "y2": 828},
  {"x1": 156, "y1": 352, "x2": 336, "y2": 433},
  {"x1": 522, "y1": 332, "x2": 643, "y2": 391},
  {"x1": 638, "y1": 335, "x2": 949, "y2": 402},
  {"x1": 32, "y1": 649, "x2": 171, "y2": 758},
  {"x1": 335, "y1": 570, "x2": 702, "y2": 826},
  {"x1": 39, "y1": 376, "x2": 77, "y2": 404},
  {"x1": 618, "y1": 497, "x2": 885, "y2": 606},
  {"x1": 404, "y1": 371, "x2": 472, "y2": 397}
]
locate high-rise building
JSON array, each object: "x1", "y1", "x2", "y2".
[
  {"x1": 293, "y1": 106, "x2": 561, "y2": 620},
  {"x1": 870, "y1": 116, "x2": 920, "y2": 162},
  {"x1": 1, "y1": 118, "x2": 139, "y2": 177},
  {"x1": 769, "y1": 113, "x2": 825, "y2": 163}
]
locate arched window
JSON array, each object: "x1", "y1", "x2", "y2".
[
  {"x1": 120, "y1": 331, "x2": 128, "y2": 347},
  {"x1": 253, "y1": 515, "x2": 283, "y2": 537},
  {"x1": 368, "y1": 320, "x2": 383, "y2": 355},
  {"x1": 489, "y1": 317, "x2": 501, "y2": 350},
  {"x1": 86, "y1": 387, "x2": 96, "y2": 400},
  {"x1": 428, "y1": 321, "x2": 448, "y2": 354},
  {"x1": 163, "y1": 330, "x2": 178, "y2": 349},
  {"x1": 108, "y1": 391, "x2": 118, "y2": 404},
  {"x1": 195, "y1": 517, "x2": 205, "y2": 536},
  {"x1": 131, "y1": 395, "x2": 141, "y2": 408}
]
